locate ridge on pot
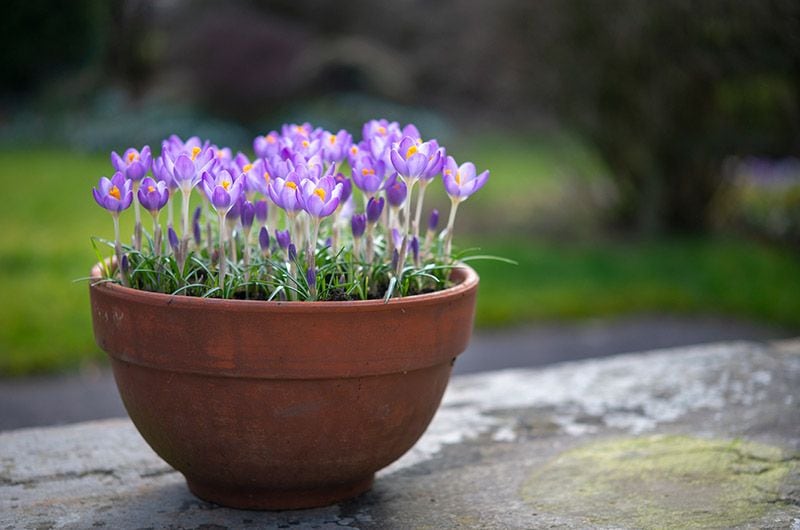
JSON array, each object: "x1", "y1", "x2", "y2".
[{"x1": 90, "y1": 265, "x2": 479, "y2": 509}]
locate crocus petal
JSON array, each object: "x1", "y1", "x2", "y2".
[
  {"x1": 174, "y1": 155, "x2": 196, "y2": 183},
  {"x1": 110, "y1": 152, "x2": 125, "y2": 172},
  {"x1": 405, "y1": 152, "x2": 427, "y2": 177},
  {"x1": 390, "y1": 150, "x2": 408, "y2": 176},
  {"x1": 212, "y1": 186, "x2": 231, "y2": 210}
]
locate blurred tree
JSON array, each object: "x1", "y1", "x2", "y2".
[
  {"x1": 0, "y1": 0, "x2": 106, "y2": 95},
  {"x1": 527, "y1": 0, "x2": 800, "y2": 233}
]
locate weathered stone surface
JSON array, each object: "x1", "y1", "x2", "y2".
[{"x1": 1, "y1": 340, "x2": 799, "y2": 529}]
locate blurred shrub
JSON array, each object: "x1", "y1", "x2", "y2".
[
  {"x1": 712, "y1": 158, "x2": 800, "y2": 245},
  {"x1": 526, "y1": 0, "x2": 800, "y2": 234}
]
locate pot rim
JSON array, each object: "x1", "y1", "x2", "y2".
[{"x1": 89, "y1": 262, "x2": 479, "y2": 312}]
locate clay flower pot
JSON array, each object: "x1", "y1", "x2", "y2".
[{"x1": 89, "y1": 264, "x2": 479, "y2": 510}]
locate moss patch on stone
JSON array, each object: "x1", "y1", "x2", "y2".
[{"x1": 521, "y1": 435, "x2": 796, "y2": 529}]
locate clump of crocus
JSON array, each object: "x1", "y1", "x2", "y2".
[{"x1": 90, "y1": 119, "x2": 490, "y2": 301}]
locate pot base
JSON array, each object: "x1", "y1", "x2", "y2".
[{"x1": 185, "y1": 474, "x2": 375, "y2": 511}]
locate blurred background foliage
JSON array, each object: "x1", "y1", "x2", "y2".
[{"x1": 1, "y1": 0, "x2": 800, "y2": 374}]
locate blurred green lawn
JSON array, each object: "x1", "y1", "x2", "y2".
[{"x1": 2, "y1": 147, "x2": 800, "y2": 375}]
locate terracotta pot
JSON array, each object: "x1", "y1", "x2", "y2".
[{"x1": 89, "y1": 265, "x2": 479, "y2": 510}]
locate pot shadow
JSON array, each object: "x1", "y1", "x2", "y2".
[{"x1": 75, "y1": 476, "x2": 378, "y2": 528}]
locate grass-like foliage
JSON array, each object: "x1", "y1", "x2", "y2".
[{"x1": 92, "y1": 218, "x2": 472, "y2": 302}]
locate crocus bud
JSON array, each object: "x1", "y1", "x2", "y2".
[
  {"x1": 193, "y1": 217, "x2": 201, "y2": 246},
  {"x1": 334, "y1": 173, "x2": 353, "y2": 204},
  {"x1": 390, "y1": 248, "x2": 399, "y2": 271},
  {"x1": 193, "y1": 205, "x2": 202, "y2": 225},
  {"x1": 276, "y1": 229, "x2": 291, "y2": 250},
  {"x1": 288, "y1": 243, "x2": 297, "y2": 261},
  {"x1": 259, "y1": 226, "x2": 270, "y2": 253},
  {"x1": 351, "y1": 213, "x2": 366, "y2": 238},
  {"x1": 410, "y1": 236, "x2": 419, "y2": 262},
  {"x1": 391, "y1": 228, "x2": 403, "y2": 251},
  {"x1": 428, "y1": 209, "x2": 439, "y2": 231},
  {"x1": 168, "y1": 226, "x2": 179, "y2": 253},
  {"x1": 366, "y1": 196, "x2": 384, "y2": 224},
  {"x1": 120, "y1": 254, "x2": 129, "y2": 274},
  {"x1": 254, "y1": 199, "x2": 268, "y2": 224},
  {"x1": 306, "y1": 266, "x2": 316, "y2": 287},
  {"x1": 385, "y1": 174, "x2": 407, "y2": 208},
  {"x1": 240, "y1": 200, "x2": 255, "y2": 230}
]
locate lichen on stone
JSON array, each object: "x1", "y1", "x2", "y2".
[{"x1": 521, "y1": 435, "x2": 797, "y2": 529}]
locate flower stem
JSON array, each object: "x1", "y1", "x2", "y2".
[
  {"x1": 132, "y1": 181, "x2": 142, "y2": 251},
  {"x1": 112, "y1": 214, "x2": 128, "y2": 287},
  {"x1": 444, "y1": 198, "x2": 460, "y2": 261},
  {"x1": 217, "y1": 212, "x2": 226, "y2": 294},
  {"x1": 181, "y1": 189, "x2": 191, "y2": 241},
  {"x1": 412, "y1": 181, "x2": 428, "y2": 241},
  {"x1": 308, "y1": 218, "x2": 320, "y2": 300}
]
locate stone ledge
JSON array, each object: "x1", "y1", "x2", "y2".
[{"x1": 2, "y1": 341, "x2": 799, "y2": 529}]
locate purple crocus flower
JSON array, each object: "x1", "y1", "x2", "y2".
[
  {"x1": 111, "y1": 146, "x2": 152, "y2": 181},
  {"x1": 428, "y1": 209, "x2": 439, "y2": 231},
  {"x1": 351, "y1": 213, "x2": 366, "y2": 238},
  {"x1": 390, "y1": 137, "x2": 443, "y2": 182},
  {"x1": 390, "y1": 228, "x2": 403, "y2": 251},
  {"x1": 201, "y1": 170, "x2": 245, "y2": 214},
  {"x1": 276, "y1": 229, "x2": 291, "y2": 250},
  {"x1": 254, "y1": 199, "x2": 268, "y2": 225},
  {"x1": 306, "y1": 266, "x2": 316, "y2": 288},
  {"x1": 385, "y1": 174, "x2": 407, "y2": 208},
  {"x1": 168, "y1": 226, "x2": 179, "y2": 253},
  {"x1": 288, "y1": 243, "x2": 297, "y2": 261},
  {"x1": 442, "y1": 156, "x2": 490, "y2": 201},
  {"x1": 333, "y1": 173, "x2": 353, "y2": 204},
  {"x1": 259, "y1": 226, "x2": 270, "y2": 254},
  {"x1": 366, "y1": 196, "x2": 385, "y2": 224},
  {"x1": 93, "y1": 172, "x2": 133, "y2": 213},
  {"x1": 296, "y1": 175, "x2": 343, "y2": 218},
  {"x1": 351, "y1": 155, "x2": 387, "y2": 196},
  {"x1": 136, "y1": 177, "x2": 169, "y2": 214},
  {"x1": 253, "y1": 131, "x2": 281, "y2": 159},
  {"x1": 240, "y1": 200, "x2": 255, "y2": 230},
  {"x1": 268, "y1": 171, "x2": 304, "y2": 213},
  {"x1": 321, "y1": 130, "x2": 352, "y2": 164}
]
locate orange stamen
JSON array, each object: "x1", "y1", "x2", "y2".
[
  {"x1": 242, "y1": 164, "x2": 253, "y2": 173},
  {"x1": 405, "y1": 145, "x2": 418, "y2": 159},
  {"x1": 285, "y1": 181, "x2": 297, "y2": 190},
  {"x1": 314, "y1": 188, "x2": 326, "y2": 201},
  {"x1": 191, "y1": 146, "x2": 201, "y2": 161},
  {"x1": 109, "y1": 185, "x2": 121, "y2": 200}
]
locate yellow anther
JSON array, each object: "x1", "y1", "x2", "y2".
[
  {"x1": 191, "y1": 146, "x2": 201, "y2": 161},
  {"x1": 329, "y1": 135, "x2": 336, "y2": 145},
  {"x1": 350, "y1": 146, "x2": 358, "y2": 154},
  {"x1": 405, "y1": 145, "x2": 418, "y2": 159},
  {"x1": 314, "y1": 188, "x2": 326, "y2": 201},
  {"x1": 302, "y1": 140, "x2": 310, "y2": 148},
  {"x1": 361, "y1": 168, "x2": 375, "y2": 176},
  {"x1": 264, "y1": 172, "x2": 270, "y2": 182},
  {"x1": 127, "y1": 152, "x2": 138, "y2": 163},
  {"x1": 285, "y1": 181, "x2": 297, "y2": 190},
  {"x1": 455, "y1": 171, "x2": 462, "y2": 185},
  {"x1": 444, "y1": 169, "x2": 452, "y2": 175},
  {"x1": 266, "y1": 134, "x2": 276, "y2": 143},
  {"x1": 109, "y1": 185, "x2": 121, "y2": 200},
  {"x1": 147, "y1": 185, "x2": 155, "y2": 193},
  {"x1": 242, "y1": 164, "x2": 253, "y2": 173},
  {"x1": 222, "y1": 180, "x2": 231, "y2": 190},
  {"x1": 377, "y1": 126, "x2": 386, "y2": 135}
]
